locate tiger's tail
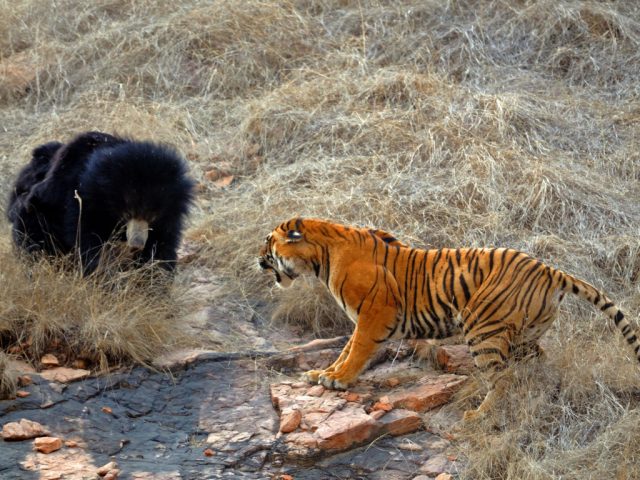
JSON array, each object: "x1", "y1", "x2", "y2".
[{"x1": 560, "y1": 271, "x2": 640, "y2": 362}]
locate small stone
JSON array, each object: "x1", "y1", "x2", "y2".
[
  {"x1": 18, "y1": 375, "x2": 32, "y2": 386},
  {"x1": 397, "y1": 441, "x2": 423, "y2": 452},
  {"x1": 39, "y1": 367, "x2": 90, "y2": 383},
  {"x1": 203, "y1": 448, "x2": 215, "y2": 457},
  {"x1": 386, "y1": 377, "x2": 401, "y2": 387},
  {"x1": 279, "y1": 475, "x2": 294, "y2": 480},
  {"x1": 72, "y1": 359, "x2": 88, "y2": 369},
  {"x1": 306, "y1": 385, "x2": 325, "y2": 397},
  {"x1": 16, "y1": 390, "x2": 30, "y2": 398},
  {"x1": 104, "y1": 470, "x2": 120, "y2": 480},
  {"x1": 2, "y1": 419, "x2": 49, "y2": 440},
  {"x1": 40, "y1": 354, "x2": 59, "y2": 368},
  {"x1": 420, "y1": 454, "x2": 451, "y2": 476},
  {"x1": 97, "y1": 461, "x2": 118, "y2": 476},
  {"x1": 369, "y1": 410, "x2": 387, "y2": 420},
  {"x1": 372, "y1": 401, "x2": 393, "y2": 412},
  {"x1": 101, "y1": 406, "x2": 113, "y2": 415},
  {"x1": 435, "y1": 474, "x2": 454, "y2": 480},
  {"x1": 33, "y1": 436, "x2": 63, "y2": 453},
  {"x1": 344, "y1": 392, "x2": 360, "y2": 402},
  {"x1": 279, "y1": 409, "x2": 302, "y2": 433},
  {"x1": 64, "y1": 440, "x2": 79, "y2": 448}
]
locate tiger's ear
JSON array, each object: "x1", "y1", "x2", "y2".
[{"x1": 286, "y1": 230, "x2": 303, "y2": 243}]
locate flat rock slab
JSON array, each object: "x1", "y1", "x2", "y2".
[
  {"x1": 269, "y1": 363, "x2": 466, "y2": 460},
  {"x1": 38, "y1": 367, "x2": 90, "y2": 384}
]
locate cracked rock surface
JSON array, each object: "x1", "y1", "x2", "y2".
[{"x1": 2, "y1": 348, "x2": 467, "y2": 479}]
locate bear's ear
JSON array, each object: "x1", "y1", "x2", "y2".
[{"x1": 286, "y1": 230, "x2": 303, "y2": 243}]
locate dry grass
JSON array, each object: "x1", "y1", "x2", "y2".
[
  {"x1": 0, "y1": 351, "x2": 17, "y2": 399},
  {"x1": 1, "y1": 0, "x2": 639, "y2": 477},
  {"x1": 0, "y1": 237, "x2": 193, "y2": 371}
]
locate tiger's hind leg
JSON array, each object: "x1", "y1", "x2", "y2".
[
  {"x1": 463, "y1": 328, "x2": 515, "y2": 422},
  {"x1": 512, "y1": 340, "x2": 546, "y2": 361}
]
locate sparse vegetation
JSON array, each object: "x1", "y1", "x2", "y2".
[
  {"x1": 1, "y1": 0, "x2": 639, "y2": 478},
  {"x1": 0, "y1": 237, "x2": 193, "y2": 370}
]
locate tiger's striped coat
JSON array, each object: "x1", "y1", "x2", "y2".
[{"x1": 258, "y1": 218, "x2": 639, "y2": 420}]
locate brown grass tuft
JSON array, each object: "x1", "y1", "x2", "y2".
[{"x1": 0, "y1": 237, "x2": 193, "y2": 371}]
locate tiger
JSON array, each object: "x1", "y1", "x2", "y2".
[{"x1": 258, "y1": 217, "x2": 640, "y2": 421}]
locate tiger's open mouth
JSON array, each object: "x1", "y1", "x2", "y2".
[
  {"x1": 259, "y1": 257, "x2": 282, "y2": 283},
  {"x1": 258, "y1": 256, "x2": 298, "y2": 285}
]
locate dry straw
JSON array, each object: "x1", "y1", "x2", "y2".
[{"x1": 1, "y1": 0, "x2": 639, "y2": 478}]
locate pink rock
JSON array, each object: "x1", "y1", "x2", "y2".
[
  {"x1": 369, "y1": 410, "x2": 387, "y2": 420},
  {"x1": 315, "y1": 409, "x2": 378, "y2": 451},
  {"x1": 39, "y1": 367, "x2": 90, "y2": 384},
  {"x1": 372, "y1": 401, "x2": 393, "y2": 412},
  {"x1": 387, "y1": 374, "x2": 467, "y2": 412},
  {"x1": 435, "y1": 473, "x2": 454, "y2": 480},
  {"x1": 40, "y1": 354, "x2": 59, "y2": 368},
  {"x1": 279, "y1": 409, "x2": 302, "y2": 433},
  {"x1": 420, "y1": 454, "x2": 452, "y2": 476},
  {"x1": 97, "y1": 461, "x2": 118, "y2": 476},
  {"x1": 284, "y1": 431, "x2": 318, "y2": 449},
  {"x1": 306, "y1": 385, "x2": 325, "y2": 397},
  {"x1": 436, "y1": 344, "x2": 475, "y2": 374},
  {"x1": 376, "y1": 409, "x2": 423, "y2": 436},
  {"x1": 2, "y1": 419, "x2": 49, "y2": 440},
  {"x1": 33, "y1": 436, "x2": 62, "y2": 454}
]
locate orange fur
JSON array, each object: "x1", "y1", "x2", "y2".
[{"x1": 259, "y1": 218, "x2": 640, "y2": 420}]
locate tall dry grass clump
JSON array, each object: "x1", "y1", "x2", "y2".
[
  {"x1": 1, "y1": 0, "x2": 639, "y2": 477},
  {"x1": 0, "y1": 237, "x2": 192, "y2": 371}
]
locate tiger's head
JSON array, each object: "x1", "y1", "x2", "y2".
[
  {"x1": 259, "y1": 218, "x2": 409, "y2": 288},
  {"x1": 258, "y1": 218, "x2": 317, "y2": 288}
]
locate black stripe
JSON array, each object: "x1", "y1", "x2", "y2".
[
  {"x1": 472, "y1": 348, "x2": 507, "y2": 361},
  {"x1": 600, "y1": 302, "x2": 614, "y2": 311},
  {"x1": 448, "y1": 256, "x2": 458, "y2": 310},
  {"x1": 614, "y1": 311, "x2": 624, "y2": 325},
  {"x1": 459, "y1": 273, "x2": 471, "y2": 303},
  {"x1": 467, "y1": 326, "x2": 507, "y2": 346},
  {"x1": 627, "y1": 335, "x2": 637, "y2": 345},
  {"x1": 432, "y1": 249, "x2": 442, "y2": 276},
  {"x1": 339, "y1": 274, "x2": 348, "y2": 310}
]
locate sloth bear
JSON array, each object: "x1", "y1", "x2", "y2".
[{"x1": 7, "y1": 131, "x2": 194, "y2": 276}]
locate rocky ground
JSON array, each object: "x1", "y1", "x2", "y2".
[{"x1": 1, "y1": 268, "x2": 474, "y2": 480}]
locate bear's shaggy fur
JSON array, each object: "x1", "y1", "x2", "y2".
[{"x1": 8, "y1": 131, "x2": 194, "y2": 275}]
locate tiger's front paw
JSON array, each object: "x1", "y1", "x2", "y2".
[
  {"x1": 302, "y1": 369, "x2": 326, "y2": 383},
  {"x1": 318, "y1": 372, "x2": 351, "y2": 391}
]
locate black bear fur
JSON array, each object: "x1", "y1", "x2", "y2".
[{"x1": 7, "y1": 131, "x2": 194, "y2": 275}]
